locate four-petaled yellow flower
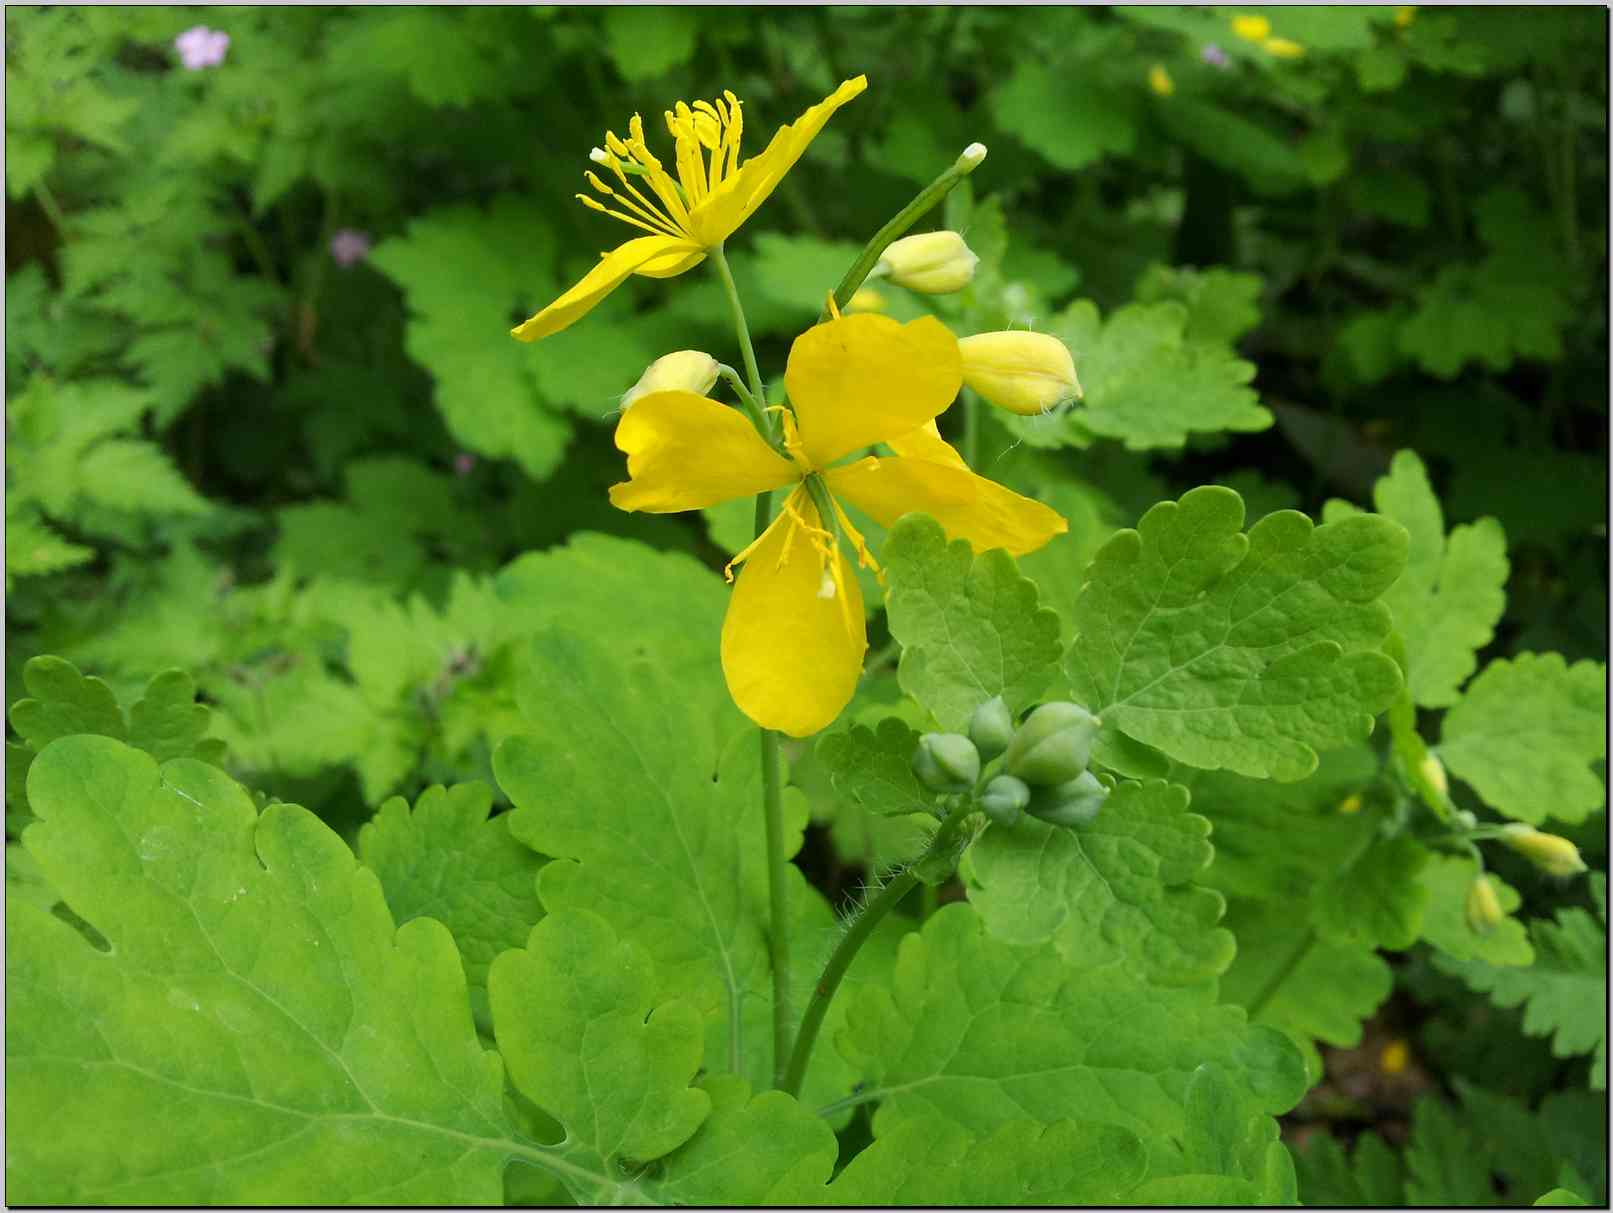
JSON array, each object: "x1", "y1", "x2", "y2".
[
  {"x1": 609, "y1": 312, "x2": 1068, "y2": 736},
  {"x1": 511, "y1": 77, "x2": 867, "y2": 342}
]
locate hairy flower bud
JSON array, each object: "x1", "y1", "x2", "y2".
[
  {"x1": 969, "y1": 695, "x2": 1015, "y2": 761},
  {"x1": 980, "y1": 774, "x2": 1030, "y2": 827},
  {"x1": 1003, "y1": 701, "x2": 1100, "y2": 787},
  {"x1": 912, "y1": 732, "x2": 981, "y2": 794},
  {"x1": 1497, "y1": 824, "x2": 1588, "y2": 878},
  {"x1": 621, "y1": 349, "x2": 720, "y2": 410},
  {"x1": 877, "y1": 231, "x2": 979, "y2": 294},
  {"x1": 959, "y1": 331, "x2": 1082, "y2": 416},
  {"x1": 1027, "y1": 769, "x2": 1110, "y2": 827},
  {"x1": 1465, "y1": 874, "x2": 1504, "y2": 935}
]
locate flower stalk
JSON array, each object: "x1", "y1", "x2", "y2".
[
  {"x1": 781, "y1": 794, "x2": 976, "y2": 1099},
  {"x1": 711, "y1": 239, "x2": 794, "y2": 1087}
]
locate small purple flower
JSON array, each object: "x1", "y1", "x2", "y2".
[
  {"x1": 175, "y1": 26, "x2": 230, "y2": 71},
  {"x1": 453, "y1": 453, "x2": 477, "y2": 477},
  {"x1": 329, "y1": 228, "x2": 372, "y2": 268},
  {"x1": 1201, "y1": 43, "x2": 1230, "y2": 68}
]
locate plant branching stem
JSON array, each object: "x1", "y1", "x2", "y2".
[
  {"x1": 819, "y1": 144, "x2": 988, "y2": 322},
  {"x1": 711, "y1": 240, "x2": 793, "y2": 1087},
  {"x1": 781, "y1": 796, "x2": 976, "y2": 1099}
]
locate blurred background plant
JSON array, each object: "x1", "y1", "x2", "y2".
[{"x1": 5, "y1": 7, "x2": 1606, "y2": 1203}]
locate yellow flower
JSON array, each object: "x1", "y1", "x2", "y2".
[
  {"x1": 609, "y1": 312, "x2": 1067, "y2": 736},
  {"x1": 1380, "y1": 1039, "x2": 1410, "y2": 1075},
  {"x1": 1263, "y1": 36, "x2": 1305, "y2": 59},
  {"x1": 1148, "y1": 64, "x2": 1175, "y2": 97},
  {"x1": 511, "y1": 77, "x2": 867, "y2": 342},
  {"x1": 1395, "y1": 5, "x2": 1417, "y2": 27},
  {"x1": 847, "y1": 286, "x2": 887, "y2": 313},
  {"x1": 1231, "y1": 14, "x2": 1272, "y2": 41}
]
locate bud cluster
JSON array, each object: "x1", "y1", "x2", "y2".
[{"x1": 909, "y1": 696, "x2": 1109, "y2": 830}]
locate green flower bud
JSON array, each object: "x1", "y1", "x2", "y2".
[
  {"x1": 912, "y1": 732, "x2": 981, "y2": 794},
  {"x1": 1003, "y1": 701, "x2": 1100, "y2": 787},
  {"x1": 1465, "y1": 874, "x2": 1504, "y2": 935},
  {"x1": 980, "y1": 774, "x2": 1030, "y2": 827},
  {"x1": 969, "y1": 695, "x2": 1015, "y2": 761},
  {"x1": 1497, "y1": 824, "x2": 1588, "y2": 878},
  {"x1": 1027, "y1": 769, "x2": 1110, "y2": 827}
]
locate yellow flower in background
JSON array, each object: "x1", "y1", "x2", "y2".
[
  {"x1": 1231, "y1": 14, "x2": 1271, "y2": 41},
  {"x1": 1148, "y1": 64, "x2": 1175, "y2": 97},
  {"x1": 609, "y1": 313, "x2": 1067, "y2": 736},
  {"x1": 847, "y1": 286, "x2": 887, "y2": 313},
  {"x1": 511, "y1": 77, "x2": 867, "y2": 342},
  {"x1": 1263, "y1": 36, "x2": 1305, "y2": 59},
  {"x1": 1395, "y1": 6, "x2": 1417, "y2": 27}
]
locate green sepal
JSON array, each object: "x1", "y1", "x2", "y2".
[{"x1": 1003, "y1": 701, "x2": 1100, "y2": 787}]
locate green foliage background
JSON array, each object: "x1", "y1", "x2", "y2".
[{"x1": 6, "y1": 5, "x2": 1607, "y2": 1206}]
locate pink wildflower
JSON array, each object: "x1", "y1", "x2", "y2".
[
  {"x1": 175, "y1": 26, "x2": 230, "y2": 71},
  {"x1": 453, "y1": 453, "x2": 477, "y2": 477},
  {"x1": 1201, "y1": 43, "x2": 1230, "y2": 68},
  {"x1": 329, "y1": 229, "x2": 372, "y2": 268}
]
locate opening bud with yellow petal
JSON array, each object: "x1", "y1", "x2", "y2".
[
  {"x1": 980, "y1": 774, "x2": 1030, "y2": 828},
  {"x1": 876, "y1": 231, "x2": 979, "y2": 295},
  {"x1": 1418, "y1": 752, "x2": 1449, "y2": 798},
  {"x1": 1027, "y1": 769, "x2": 1110, "y2": 827},
  {"x1": 620, "y1": 349, "x2": 720, "y2": 410},
  {"x1": 1004, "y1": 701, "x2": 1100, "y2": 787},
  {"x1": 959, "y1": 331, "x2": 1082, "y2": 416},
  {"x1": 969, "y1": 695, "x2": 1015, "y2": 762},
  {"x1": 912, "y1": 732, "x2": 981, "y2": 794},
  {"x1": 1465, "y1": 874, "x2": 1504, "y2": 935},
  {"x1": 1497, "y1": 824, "x2": 1588, "y2": 878}
]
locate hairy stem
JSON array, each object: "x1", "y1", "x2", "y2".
[
  {"x1": 819, "y1": 143, "x2": 989, "y2": 322},
  {"x1": 712, "y1": 240, "x2": 793, "y2": 1086},
  {"x1": 781, "y1": 797, "x2": 976, "y2": 1098}
]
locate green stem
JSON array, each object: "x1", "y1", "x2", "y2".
[
  {"x1": 712, "y1": 241, "x2": 792, "y2": 1087},
  {"x1": 33, "y1": 178, "x2": 68, "y2": 235},
  {"x1": 709, "y1": 243, "x2": 771, "y2": 436},
  {"x1": 960, "y1": 387, "x2": 981, "y2": 468},
  {"x1": 716, "y1": 364, "x2": 767, "y2": 433},
  {"x1": 781, "y1": 797, "x2": 976, "y2": 1098},
  {"x1": 819, "y1": 143, "x2": 989, "y2": 322}
]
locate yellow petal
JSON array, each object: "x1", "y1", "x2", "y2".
[
  {"x1": 511, "y1": 234, "x2": 701, "y2": 342},
  {"x1": 886, "y1": 419, "x2": 969, "y2": 470},
  {"x1": 824, "y1": 455, "x2": 1067, "y2": 557},
  {"x1": 686, "y1": 76, "x2": 867, "y2": 246},
  {"x1": 609, "y1": 390, "x2": 798, "y2": 513},
  {"x1": 634, "y1": 246, "x2": 708, "y2": 279},
  {"x1": 784, "y1": 314, "x2": 962, "y2": 468},
  {"x1": 721, "y1": 489, "x2": 866, "y2": 737}
]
